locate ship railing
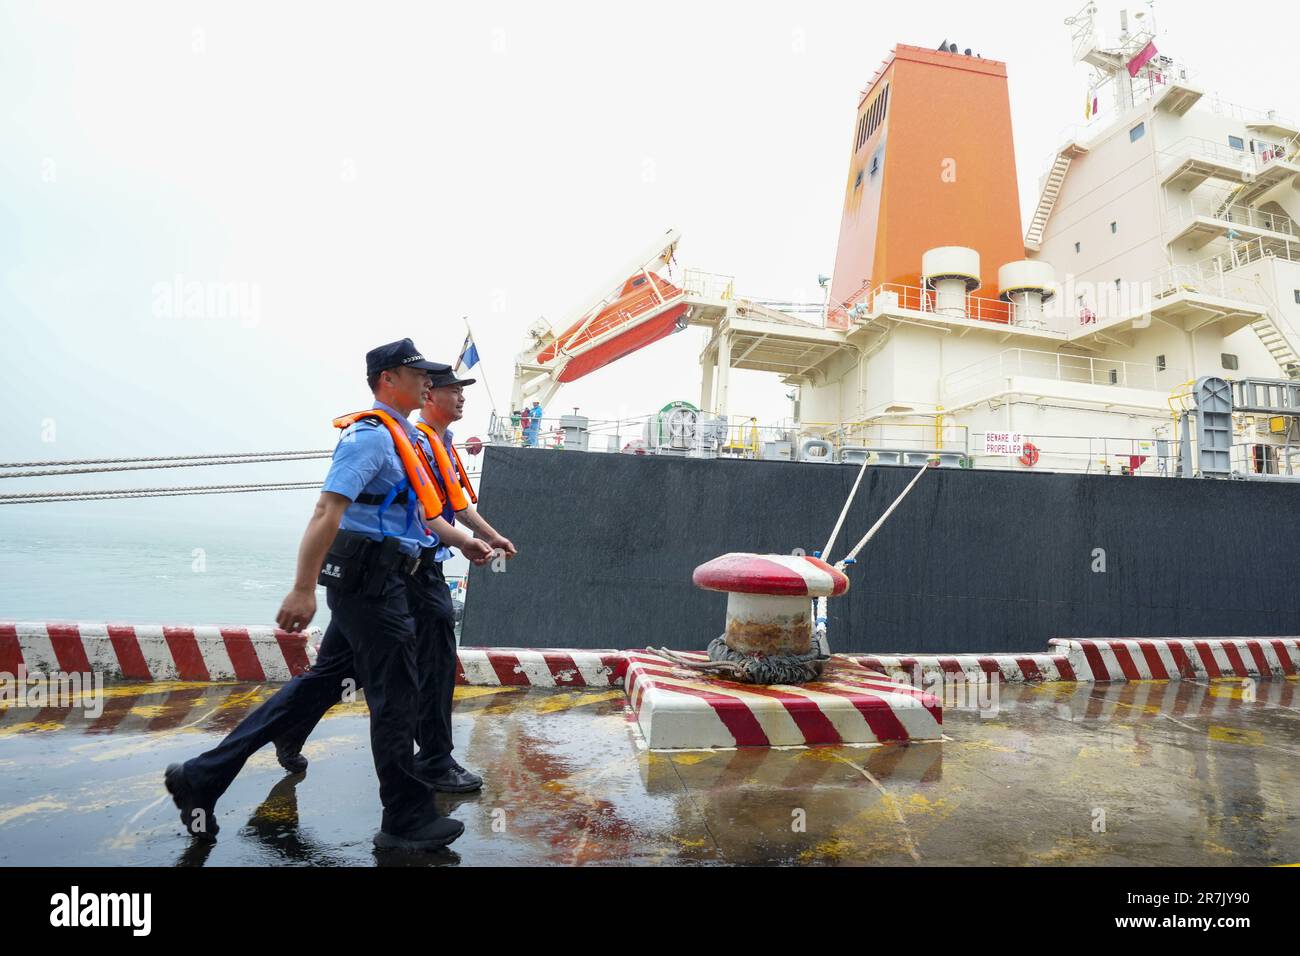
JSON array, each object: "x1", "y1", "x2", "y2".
[
  {"x1": 800, "y1": 420, "x2": 970, "y2": 456},
  {"x1": 1207, "y1": 98, "x2": 1300, "y2": 133},
  {"x1": 1158, "y1": 135, "x2": 1260, "y2": 174},
  {"x1": 942, "y1": 348, "x2": 1186, "y2": 402},
  {"x1": 1202, "y1": 234, "x2": 1300, "y2": 273},
  {"x1": 682, "y1": 268, "x2": 736, "y2": 302},
  {"x1": 971, "y1": 432, "x2": 1181, "y2": 477},
  {"x1": 867, "y1": 283, "x2": 1024, "y2": 327},
  {"x1": 1166, "y1": 195, "x2": 1299, "y2": 237},
  {"x1": 1230, "y1": 442, "x2": 1300, "y2": 479},
  {"x1": 1150, "y1": 258, "x2": 1265, "y2": 306}
]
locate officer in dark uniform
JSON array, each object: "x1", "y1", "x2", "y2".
[
  {"x1": 163, "y1": 339, "x2": 466, "y2": 852},
  {"x1": 410, "y1": 367, "x2": 516, "y2": 791},
  {"x1": 267, "y1": 368, "x2": 501, "y2": 786}
]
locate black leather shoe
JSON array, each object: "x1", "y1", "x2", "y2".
[
  {"x1": 164, "y1": 763, "x2": 220, "y2": 839},
  {"x1": 418, "y1": 763, "x2": 483, "y2": 793},
  {"x1": 373, "y1": 817, "x2": 465, "y2": 851},
  {"x1": 274, "y1": 740, "x2": 308, "y2": 774}
]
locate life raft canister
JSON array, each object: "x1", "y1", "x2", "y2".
[
  {"x1": 1018, "y1": 442, "x2": 1040, "y2": 467},
  {"x1": 415, "y1": 421, "x2": 478, "y2": 509},
  {"x1": 332, "y1": 409, "x2": 446, "y2": 518}
]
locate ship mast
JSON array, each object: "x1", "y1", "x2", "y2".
[{"x1": 1066, "y1": 1, "x2": 1173, "y2": 117}]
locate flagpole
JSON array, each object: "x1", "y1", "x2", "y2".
[{"x1": 459, "y1": 315, "x2": 501, "y2": 421}]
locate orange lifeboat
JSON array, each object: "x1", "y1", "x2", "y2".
[{"x1": 535, "y1": 272, "x2": 689, "y2": 383}]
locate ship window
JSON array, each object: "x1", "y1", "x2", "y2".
[
  {"x1": 632, "y1": 277, "x2": 647, "y2": 287},
  {"x1": 1110, "y1": 221, "x2": 1117, "y2": 234},
  {"x1": 1156, "y1": 354, "x2": 1166, "y2": 371},
  {"x1": 869, "y1": 152, "x2": 880, "y2": 176},
  {"x1": 1129, "y1": 122, "x2": 1145, "y2": 142},
  {"x1": 1075, "y1": 241, "x2": 1081, "y2": 253},
  {"x1": 1115, "y1": 278, "x2": 1122, "y2": 290},
  {"x1": 1221, "y1": 352, "x2": 1239, "y2": 370},
  {"x1": 1228, "y1": 135, "x2": 1245, "y2": 150},
  {"x1": 1294, "y1": 289, "x2": 1300, "y2": 304},
  {"x1": 854, "y1": 168, "x2": 864, "y2": 189},
  {"x1": 1108, "y1": 368, "x2": 1119, "y2": 384}
]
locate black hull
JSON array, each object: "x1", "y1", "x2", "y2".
[{"x1": 462, "y1": 446, "x2": 1300, "y2": 653}]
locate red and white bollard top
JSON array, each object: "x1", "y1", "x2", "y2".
[{"x1": 693, "y1": 553, "x2": 849, "y2": 657}]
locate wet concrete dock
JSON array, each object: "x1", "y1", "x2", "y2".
[{"x1": 1, "y1": 678, "x2": 1297, "y2": 866}]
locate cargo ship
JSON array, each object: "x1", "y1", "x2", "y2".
[{"x1": 468, "y1": 2, "x2": 1300, "y2": 654}]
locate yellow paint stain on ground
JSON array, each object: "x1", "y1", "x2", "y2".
[
  {"x1": 1208, "y1": 725, "x2": 1264, "y2": 746},
  {"x1": 1203, "y1": 839, "x2": 1235, "y2": 857},
  {"x1": 125, "y1": 704, "x2": 171, "y2": 720},
  {"x1": 905, "y1": 793, "x2": 950, "y2": 815},
  {"x1": 453, "y1": 685, "x2": 526, "y2": 702},
  {"x1": 1030, "y1": 835, "x2": 1109, "y2": 864},
  {"x1": 0, "y1": 798, "x2": 68, "y2": 826},
  {"x1": 800, "y1": 746, "x2": 855, "y2": 763},
  {"x1": 671, "y1": 835, "x2": 709, "y2": 849},
  {"x1": 532, "y1": 690, "x2": 626, "y2": 714},
  {"x1": 1207, "y1": 681, "x2": 1252, "y2": 700},
  {"x1": 667, "y1": 751, "x2": 716, "y2": 766},
  {"x1": 796, "y1": 837, "x2": 855, "y2": 863},
  {"x1": 0, "y1": 720, "x2": 72, "y2": 737},
  {"x1": 951, "y1": 738, "x2": 1019, "y2": 754}
]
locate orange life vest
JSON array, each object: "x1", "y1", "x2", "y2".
[
  {"x1": 415, "y1": 421, "x2": 478, "y2": 510},
  {"x1": 332, "y1": 409, "x2": 445, "y2": 519}
]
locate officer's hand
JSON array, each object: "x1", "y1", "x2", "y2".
[
  {"x1": 462, "y1": 538, "x2": 494, "y2": 565},
  {"x1": 277, "y1": 587, "x2": 317, "y2": 633},
  {"x1": 488, "y1": 535, "x2": 517, "y2": 557}
]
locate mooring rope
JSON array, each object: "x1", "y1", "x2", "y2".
[
  {"x1": 648, "y1": 638, "x2": 826, "y2": 684},
  {"x1": 834, "y1": 462, "x2": 929, "y2": 570},
  {"x1": 0, "y1": 481, "x2": 322, "y2": 504},
  {"x1": 0, "y1": 450, "x2": 332, "y2": 469},
  {"x1": 656, "y1": 462, "x2": 933, "y2": 684},
  {"x1": 0, "y1": 453, "x2": 333, "y2": 479}
]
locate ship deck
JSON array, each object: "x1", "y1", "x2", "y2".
[{"x1": 1, "y1": 678, "x2": 1297, "y2": 866}]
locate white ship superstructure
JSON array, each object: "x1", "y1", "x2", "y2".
[{"x1": 508, "y1": 4, "x2": 1300, "y2": 477}]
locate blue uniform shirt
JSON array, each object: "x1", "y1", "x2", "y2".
[
  {"x1": 414, "y1": 421, "x2": 458, "y2": 563},
  {"x1": 322, "y1": 400, "x2": 438, "y2": 556}
]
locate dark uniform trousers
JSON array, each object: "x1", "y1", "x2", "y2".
[
  {"x1": 183, "y1": 572, "x2": 437, "y2": 835},
  {"x1": 274, "y1": 554, "x2": 460, "y2": 775},
  {"x1": 408, "y1": 559, "x2": 459, "y2": 774}
]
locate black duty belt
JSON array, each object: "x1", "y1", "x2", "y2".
[{"x1": 355, "y1": 490, "x2": 410, "y2": 506}]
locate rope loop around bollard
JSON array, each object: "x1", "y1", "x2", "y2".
[{"x1": 649, "y1": 637, "x2": 826, "y2": 685}]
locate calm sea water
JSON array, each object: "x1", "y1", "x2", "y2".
[{"x1": 0, "y1": 492, "x2": 468, "y2": 629}]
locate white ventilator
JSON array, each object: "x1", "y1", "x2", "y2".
[
  {"x1": 922, "y1": 246, "x2": 981, "y2": 317},
  {"x1": 998, "y1": 260, "x2": 1056, "y2": 329}
]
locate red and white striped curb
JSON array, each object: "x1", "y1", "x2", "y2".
[
  {"x1": 624, "y1": 651, "x2": 942, "y2": 749},
  {"x1": 1049, "y1": 638, "x2": 1300, "y2": 682},
  {"x1": 0, "y1": 622, "x2": 317, "y2": 683},
  {"x1": 454, "y1": 648, "x2": 627, "y2": 687},
  {"x1": 848, "y1": 653, "x2": 1078, "y2": 684}
]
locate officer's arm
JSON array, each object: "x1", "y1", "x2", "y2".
[
  {"x1": 455, "y1": 508, "x2": 514, "y2": 556},
  {"x1": 427, "y1": 515, "x2": 494, "y2": 563},
  {"x1": 276, "y1": 492, "x2": 350, "y2": 632}
]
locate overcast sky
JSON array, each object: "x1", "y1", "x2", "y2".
[{"x1": 3, "y1": 0, "x2": 1298, "y2": 482}]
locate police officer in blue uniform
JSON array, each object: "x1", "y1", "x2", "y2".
[
  {"x1": 267, "y1": 369, "x2": 502, "y2": 788},
  {"x1": 164, "y1": 339, "x2": 470, "y2": 851}
]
